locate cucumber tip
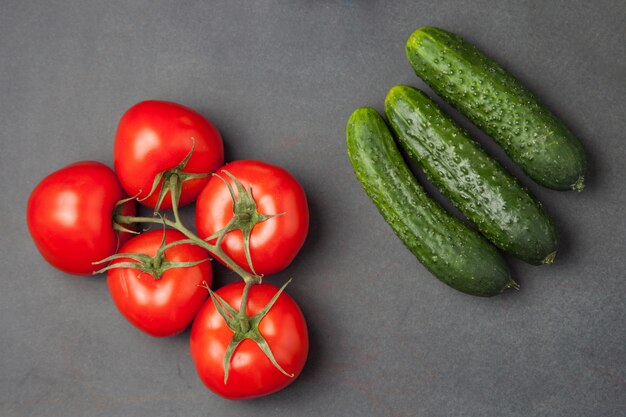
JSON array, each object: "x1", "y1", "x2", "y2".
[
  {"x1": 543, "y1": 251, "x2": 557, "y2": 265},
  {"x1": 572, "y1": 176, "x2": 585, "y2": 192},
  {"x1": 505, "y1": 280, "x2": 520, "y2": 291}
]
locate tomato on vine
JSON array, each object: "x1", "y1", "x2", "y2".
[
  {"x1": 190, "y1": 281, "x2": 308, "y2": 399},
  {"x1": 108, "y1": 159, "x2": 311, "y2": 397},
  {"x1": 114, "y1": 100, "x2": 224, "y2": 210},
  {"x1": 27, "y1": 94, "x2": 312, "y2": 400},
  {"x1": 195, "y1": 160, "x2": 309, "y2": 277},
  {"x1": 96, "y1": 229, "x2": 212, "y2": 337},
  {"x1": 27, "y1": 161, "x2": 136, "y2": 275}
]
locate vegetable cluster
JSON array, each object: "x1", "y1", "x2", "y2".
[
  {"x1": 27, "y1": 100, "x2": 310, "y2": 399},
  {"x1": 347, "y1": 27, "x2": 587, "y2": 296}
]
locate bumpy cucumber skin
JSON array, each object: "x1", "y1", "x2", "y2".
[
  {"x1": 406, "y1": 27, "x2": 586, "y2": 191},
  {"x1": 346, "y1": 107, "x2": 513, "y2": 296},
  {"x1": 385, "y1": 85, "x2": 558, "y2": 265}
]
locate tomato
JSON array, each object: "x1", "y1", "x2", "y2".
[
  {"x1": 107, "y1": 229, "x2": 212, "y2": 337},
  {"x1": 190, "y1": 282, "x2": 308, "y2": 399},
  {"x1": 27, "y1": 161, "x2": 136, "y2": 275},
  {"x1": 195, "y1": 160, "x2": 309, "y2": 276},
  {"x1": 113, "y1": 100, "x2": 224, "y2": 210}
]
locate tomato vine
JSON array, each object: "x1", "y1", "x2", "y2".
[{"x1": 102, "y1": 149, "x2": 297, "y2": 383}]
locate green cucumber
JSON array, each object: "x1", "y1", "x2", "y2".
[
  {"x1": 405, "y1": 27, "x2": 586, "y2": 191},
  {"x1": 346, "y1": 107, "x2": 515, "y2": 296},
  {"x1": 385, "y1": 85, "x2": 558, "y2": 265}
]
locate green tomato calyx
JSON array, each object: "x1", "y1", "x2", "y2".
[
  {"x1": 92, "y1": 225, "x2": 209, "y2": 279},
  {"x1": 201, "y1": 279, "x2": 294, "y2": 384},
  {"x1": 203, "y1": 170, "x2": 284, "y2": 279},
  {"x1": 139, "y1": 139, "x2": 210, "y2": 213}
]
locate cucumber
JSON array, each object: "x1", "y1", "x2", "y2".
[
  {"x1": 346, "y1": 107, "x2": 515, "y2": 296},
  {"x1": 385, "y1": 85, "x2": 558, "y2": 265},
  {"x1": 405, "y1": 27, "x2": 587, "y2": 191}
]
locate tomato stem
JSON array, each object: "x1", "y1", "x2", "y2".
[
  {"x1": 114, "y1": 168, "x2": 282, "y2": 286},
  {"x1": 237, "y1": 213, "x2": 251, "y2": 222},
  {"x1": 169, "y1": 174, "x2": 182, "y2": 224},
  {"x1": 108, "y1": 161, "x2": 299, "y2": 385},
  {"x1": 238, "y1": 281, "x2": 252, "y2": 318},
  {"x1": 114, "y1": 214, "x2": 261, "y2": 285}
]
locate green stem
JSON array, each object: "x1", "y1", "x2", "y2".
[
  {"x1": 114, "y1": 214, "x2": 260, "y2": 285},
  {"x1": 153, "y1": 253, "x2": 162, "y2": 271},
  {"x1": 113, "y1": 168, "x2": 269, "y2": 286},
  {"x1": 237, "y1": 213, "x2": 251, "y2": 222},
  {"x1": 239, "y1": 281, "x2": 252, "y2": 317},
  {"x1": 115, "y1": 215, "x2": 179, "y2": 230},
  {"x1": 169, "y1": 174, "x2": 182, "y2": 225},
  {"x1": 237, "y1": 281, "x2": 253, "y2": 333}
]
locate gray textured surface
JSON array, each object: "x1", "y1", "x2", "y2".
[{"x1": 1, "y1": 1, "x2": 625, "y2": 416}]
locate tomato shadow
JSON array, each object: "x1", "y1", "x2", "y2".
[
  {"x1": 265, "y1": 187, "x2": 327, "y2": 374},
  {"x1": 209, "y1": 262, "x2": 243, "y2": 288},
  {"x1": 292, "y1": 301, "x2": 325, "y2": 380}
]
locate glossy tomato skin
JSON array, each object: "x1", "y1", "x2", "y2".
[
  {"x1": 27, "y1": 161, "x2": 136, "y2": 275},
  {"x1": 114, "y1": 100, "x2": 224, "y2": 209},
  {"x1": 195, "y1": 160, "x2": 309, "y2": 276},
  {"x1": 107, "y1": 229, "x2": 212, "y2": 337},
  {"x1": 190, "y1": 282, "x2": 308, "y2": 399}
]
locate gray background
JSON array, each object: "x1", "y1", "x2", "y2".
[{"x1": 1, "y1": 1, "x2": 624, "y2": 416}]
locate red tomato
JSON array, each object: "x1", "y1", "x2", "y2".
[
  {"x1": 190, "y1": 282, "x2": 308, "y2": 399},
  {"x1": 27, "y1": 161, "x2": 136, "y2": 275},
  {"x1": 113, "y1": 100, "x2": 224, "y2": 210},
  {"x1": 107, "y1": 229, "x2": 212, "y2": 337},
  {"x1": 195, "y1": 160, "x2": 309, "y2": 276}
]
